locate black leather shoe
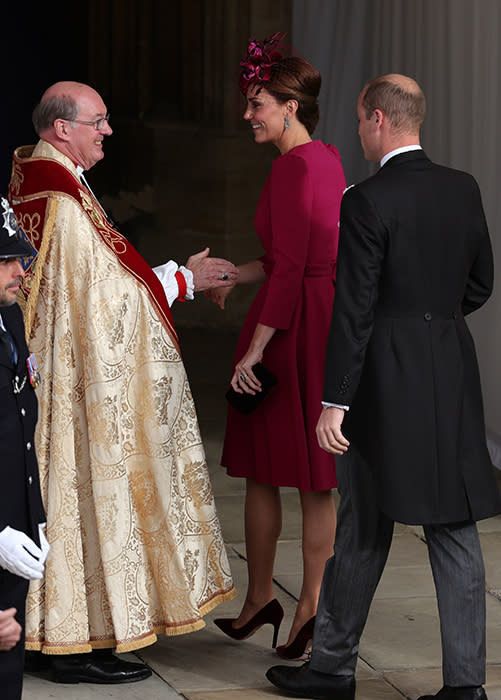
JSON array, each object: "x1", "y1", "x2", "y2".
[
  {"x1": 266, "y1": 661, "x2": 355, "y2": 699},
  {"x1": 418, "y1": 686, "x2": 487, "y2": 700},
  {"x1": 48, "y1": 652, "x2": 152, "y2": 684},
  {"x1": 24, "y1": 650, "x2": 51, "y2": 673}
]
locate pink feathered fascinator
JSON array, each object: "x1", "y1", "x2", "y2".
[{"x1": 239, "y1": 32, "x2": 287, "y2": 95}]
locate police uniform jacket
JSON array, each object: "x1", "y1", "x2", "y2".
[
  {"x1": 323, "y1": 150, "x2": 501, "y2": 525},
  {"x1": 0, "y1": 303, "x2": 45, "y2": 544}
]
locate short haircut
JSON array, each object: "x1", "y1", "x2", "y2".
[
  {"x1": 362, "y1": 75, "x2": 426, "y2": 133},
  {"x1": 32, "y1": 95, "x2": 78, "y2": 135}
]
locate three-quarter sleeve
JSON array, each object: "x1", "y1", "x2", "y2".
[{"x1": 258, "y1": 154, "x2": 313, "y2": 329}]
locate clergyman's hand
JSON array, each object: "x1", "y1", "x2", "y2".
[
  {"x1": 316, "y1": 406, "x2": 350, "y2": 455},
  {"x1": 186, "y1": 247, "x2": 239, "y2": 291}
]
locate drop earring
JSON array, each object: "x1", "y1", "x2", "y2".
[{"x1": 284, "y1": 114, "x2": 290, "y2": 130}]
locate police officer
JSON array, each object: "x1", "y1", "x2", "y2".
[{"x1": 0, "y1": 198, "x2": 48, "y2": 700}]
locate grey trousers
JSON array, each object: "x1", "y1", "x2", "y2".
[{"x1": 309, "y1": 447, "x2": 486, "y2": 686}]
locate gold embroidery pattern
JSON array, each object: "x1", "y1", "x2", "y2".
[
  {"x1": 87, "y1": 395, "x2": 120, "y2": 450},
  {"x1": 182, "y1": 459, "x2": 215, "y2": 508},
  {"x1": 19, "y1": 211, "x2": 42, "y2": 242},
  {"x1": 80, "y1": 190, "x2": 128, "y2": 254},
  {"x1": 18, "y1": 196, "x2": 58, "y2": 341},
  {"x1": 152, "y1": 376, "x2": 173, "y2": 426},
  {"x1": 9, "y1": 161, "x2": 24, "y2": 196},
  {"x1": 91, "y1": 294, "x2": 129, "y2": 350}
]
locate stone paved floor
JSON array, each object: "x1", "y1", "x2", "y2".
[{"x1": 23, "y1": 326, "x2": 501, "y2": 699}]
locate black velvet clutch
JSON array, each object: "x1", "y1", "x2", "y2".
[{"x1": 225, "y1": 363, "x2": 277, "y2": 415}]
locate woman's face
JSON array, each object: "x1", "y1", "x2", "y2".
[{"x1": 243, "y1": 84, "x2": 287, "y2": 147}]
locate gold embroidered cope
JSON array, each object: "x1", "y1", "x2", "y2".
[{"x1": 12, "y1": 141, "x2": 235, "y2": 654}]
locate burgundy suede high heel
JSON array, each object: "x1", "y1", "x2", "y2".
[
  {"x1": 276, "y1": 615, "x2": 316, "y2": 660},
  {"x1": 214, "y1": 598, "x2": 284, "y2": 648}
]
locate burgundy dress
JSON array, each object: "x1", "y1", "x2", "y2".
[{"x1": 222, "y1": 140, "x2": 346, "y2": 491}]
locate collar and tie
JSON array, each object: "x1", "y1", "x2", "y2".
[{"x1": 0, "y1": 326, "x2": 18, "y2": 365}]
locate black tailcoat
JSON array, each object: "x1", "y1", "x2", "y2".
[
  {"x1": 324, "y1": 150, "x2": 501, "y2": 524},
  {"x1": 0, "y1": 302, "x2": 45, "y2": 700}
]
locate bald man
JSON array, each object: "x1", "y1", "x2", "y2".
[
  {"x1": 266, "y1": 74, "x2": 499, "y2": 700},
  {"x1": 8, "y1": 81, "x2": 236, "y2": 684}
]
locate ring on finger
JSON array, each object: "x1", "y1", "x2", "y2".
[
  {"x1": 239, "y1": 373, "x2": 247, "y2": 382},
  {"x1": 221, "y1": 272, "x2": 229, "y2": 281}
]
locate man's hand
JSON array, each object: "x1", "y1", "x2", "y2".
[
  {"x1": 316, "y1": 406, "x2": 350, "y2": 455},
  {"x1": 0, "y1": 526, "x2": 44, "y2": 580},
  {"x1": 0, "y1": 609, "x2": 21, "y2": 650},
  {"x1": 186, "y1": 247, "x2": 239, "y2": 291}
]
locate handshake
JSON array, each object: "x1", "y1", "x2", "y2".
[
  {"x1": 0, "y1": 524, "x2": 50, "y2": 580},
  {"x1": 185, "y1": 247, "x2": 239, "y2": 291}
]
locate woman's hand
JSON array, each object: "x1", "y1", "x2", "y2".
[
  {"x1": 230, "y1": 324, "x2": 276, "y2": 394},
  {"x1": 205, "y1": 285, "x2": 235, "y2": 310},
  {"x1": 231, "y1": 346, "x2": 264, "y2": 395},
  {"x1": 230, "y1": 323, "x2": 276, "y2": 396},
  {"x1": 205, "y1": 259, "x2": 267, "y2": 310}
]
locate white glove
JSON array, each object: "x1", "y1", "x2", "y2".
[
  {"x1": 0, "y1": 526, "x2": 44, "y2": 580},
  {"x1": 38, "y1": 523, "x2": 50, "y2": 564}
]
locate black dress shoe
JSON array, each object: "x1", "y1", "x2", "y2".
[
  {"x1": 24, "y1": 650, "x2": 51, "y2": 673},
  {"x1": 49, "y1": 651, "x2": 152, "y2": 684},
  {"x1": 418, "y1": 686, "x2": 487, "y2": 700},
  {"x1": 266, "y1": 661, "x2": 355, "y2": 700}
]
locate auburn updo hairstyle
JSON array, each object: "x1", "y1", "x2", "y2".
[
  {"x1": 265, "y1": 56, "x2": 321, "y2": 135},
  {"x1": 239, "y1": 34, "x2": 321, "y2": 135}
]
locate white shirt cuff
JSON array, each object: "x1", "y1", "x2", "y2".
[
  {"x1": 178, "y1": 266, "x2": 194, "y2": 301},
  {"x1": 322, "y1": 401, "x2": 350, "y2": 411},
  {"x1": 153, "y1": 261, "x2": 194, "y2": 306}
]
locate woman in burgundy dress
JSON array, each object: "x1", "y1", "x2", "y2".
[{"x1": 208, "y1": 34, "x2": 346, "y2": 659}]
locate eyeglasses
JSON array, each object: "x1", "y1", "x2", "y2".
[{"x1": 67, "y1": 114, "x2": 110, "y2": 130}]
